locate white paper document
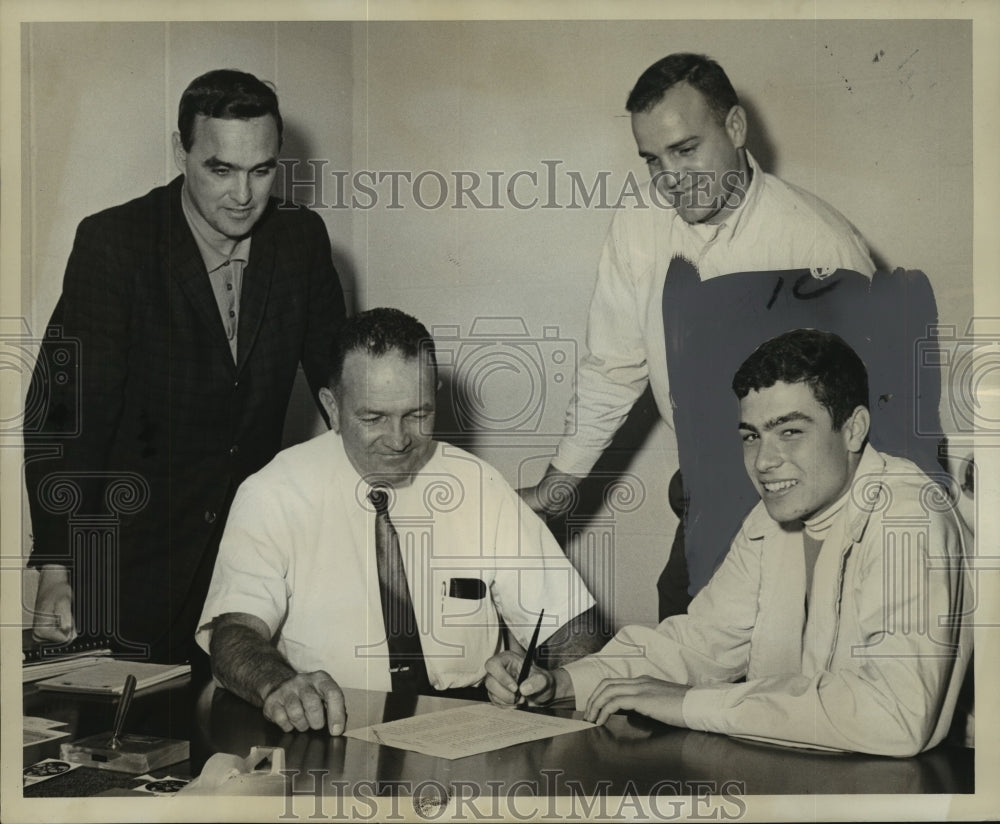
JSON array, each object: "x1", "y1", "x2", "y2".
[{"x1": 346, "y1": 704, "x2": 593, "y2": 760}]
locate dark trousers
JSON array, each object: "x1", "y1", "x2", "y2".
[{"x1": 656, "y1": 470, "x2": 693, "y2": 620}]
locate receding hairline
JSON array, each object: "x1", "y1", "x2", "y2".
[{"x1": 330, "y1": 345, "x2": 437, "y2": 392}]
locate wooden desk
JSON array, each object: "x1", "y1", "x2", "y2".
[{"x1": 24, "y1": 673, "x2": 975, "y2": 799}]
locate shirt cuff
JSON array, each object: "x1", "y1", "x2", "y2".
[
  {"x1": 552, "y1": 442, "x2": 603, "y2": 478},
  {"x1": 194, "y1": 622, "x2": 214, "y2": 657},
  {"x1": 680, "y1": 684, "x2": 730, "y2": 733},
  {"x1": 194, "y1": 593, "x2": 282, "y2": 658},
  {"x1": 563, "y1": 656, "x2": 613, "y2": 712}
]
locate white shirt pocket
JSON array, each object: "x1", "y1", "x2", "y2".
[{"x1": 421, "y1": 570, "x2": 501, "y2": 689}]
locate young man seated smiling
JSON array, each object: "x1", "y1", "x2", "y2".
[{"x1": 486, "y1": 329, "x2": 972, "y2": 756}]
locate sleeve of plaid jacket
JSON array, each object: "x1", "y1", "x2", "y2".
[{"x1": 24, "y1": 212, "x2": 135, "y2": 565}]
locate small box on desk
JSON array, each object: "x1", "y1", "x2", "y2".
[{"x1": 61, "y1": 732, "x2": 188, "y2": 773}]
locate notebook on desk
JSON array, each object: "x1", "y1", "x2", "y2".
[
  {"x1": 22, "y1": 650, "x2": 114, "y2": 684},
  {"x1": 22, "y1": 633, "x2": 114, "y2": 683},
  {"x1": 34, "y1": 660, "x2": 191, "y2": 695}
]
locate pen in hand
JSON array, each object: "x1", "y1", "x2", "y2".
[
  {"x1": 109, "y1": 673, "x2": 137, "y2": 749},
  {"x1": 514, "y1": 610, "x2": 544, "y2": 704}
]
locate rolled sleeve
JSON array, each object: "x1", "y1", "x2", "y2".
[{"x1": 194, "y1": 479, "x2": 291, "y2": 653}]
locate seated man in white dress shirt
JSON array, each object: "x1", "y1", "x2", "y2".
[
  {"x1": 487, "y1": 329, "x2": 971, "y2": 756},
  {"x1": 196, "y1": 308, "x2": 601, "y2": 735}
]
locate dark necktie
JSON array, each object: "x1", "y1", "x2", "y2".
[{"x1": 369, "y1": 486, "x2": 430, "y2": 693}]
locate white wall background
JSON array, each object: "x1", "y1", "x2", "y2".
[{"x1": 18, "y1": 19, "x2": 972, "y2": 628}]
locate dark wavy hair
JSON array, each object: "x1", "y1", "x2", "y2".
[
  {"x1": 328, "y1": 308, "x2": 437, "y2": 389},
  {"x1": 626, "y1": 53, "x2": 738, "y2": 125},
  {"x1": 732, "y1": 329, "x2": 869, "y2": 429},
  {"x1": 178, "y1": 69, "x2": 283, "y2": 151}
]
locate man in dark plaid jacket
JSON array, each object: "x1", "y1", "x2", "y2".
[{"x1": 24, "y1": 69, "x2": 346, "y2": 664}]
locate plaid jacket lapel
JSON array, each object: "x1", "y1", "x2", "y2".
[{"x1": 236, "y1": 203, "x2": 276, "y2": 375}]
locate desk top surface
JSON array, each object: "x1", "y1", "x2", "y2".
[{"x1": 23, "y1": 672, "x2": 975, "y2": 799}]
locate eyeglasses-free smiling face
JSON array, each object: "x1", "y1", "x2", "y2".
[
  {"x1": 172, "y1": 114, "x2": 279, "y2": 242},
  {"x1": 320, "y1": 349, "x2": 437, "y2": 487},
  {"x1": 738, "y1": 380, "x2": 869, "y2": 524},
  {"x1": 631, "y1": 81, "x2": 748, "y2": 225}
]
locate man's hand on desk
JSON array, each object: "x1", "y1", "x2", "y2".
[
  {"x1": 584, "y1": 676, "x2": 691, "y2": 727},
  {"x1": 31, "y1": 565, "x2": 77, "y2": 643},
  {"x1": 484, "y1": 651, "x2": 571, "y2": 708},
  {"x1": 210, "y1": 612, "x2": 346, "y2": 736},
  {"x1": 517, "y1": 467, "x2": 585, "y2": 517},
  {"x1": 263, "y1": 671, "x2": 346, "y2": 736}
]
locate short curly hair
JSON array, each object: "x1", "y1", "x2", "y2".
[{"x1": 732, "y1": 329, "x2": 869, "y2": 429}]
